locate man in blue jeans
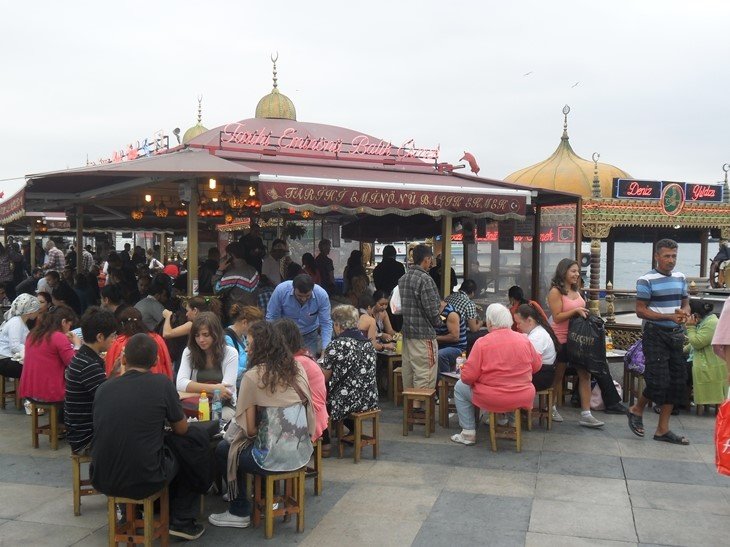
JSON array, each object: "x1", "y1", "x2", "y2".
[{"x1": 435, "y1": 299, "x2": 467, "y2": 373}]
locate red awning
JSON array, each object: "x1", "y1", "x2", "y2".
[{"x1": 0, "y1": 189, "x2": 25, "y2": 225}]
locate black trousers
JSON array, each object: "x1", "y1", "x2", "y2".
[
  {"x1": 0, "y1": 357, "x2": 22, "y2": 379},
  {"x1": 163, "y1": 447, "x2": 201, "y2": 526}
]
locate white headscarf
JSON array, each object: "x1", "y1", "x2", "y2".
[{"x1": 3, "y1": 294, "x2": 41, "y2": 321}]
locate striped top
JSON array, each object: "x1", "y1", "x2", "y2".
[
  {"x1": 636, "y1": 269, "x2": 687, "y2": 328},
  {"x1": 64, "y1": 345, "x2": 107, "y2": 453},
  {"x1": 435, "y1": 303, "x2": 467, "y2": 351}
]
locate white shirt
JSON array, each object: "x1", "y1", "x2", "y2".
[
  {"x1": 0, "y1": 316, "x2": 30, "y2": 359},
  {"x1": 176, "y1": 345, "x2": 239, "y2": 404},
  {"x1": 527, "y1": 325, "x2": 557, "y2": 366},
  {"x1": 36, "y1": 277, "x2": 52, "y2": 295}
]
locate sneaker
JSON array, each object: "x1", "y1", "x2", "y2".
[
  {"x1": 170, "y1": 522, "x2": 205, "y2": 540},
  {"x1": 579, "y1": 414, "x2": 605, "y2": 428},
  {"x1": 208, "y1": 510, "x2": 251, "y2": 529},
  {"x1": 497, "y1": 414, "x2": 509, "y2": 427},
  {"x1": 551, "y1": 407, "x2": 564, "y2": 422},
  {"x1": 450, "y1": 432, "x2": 476, "y2": 445}
]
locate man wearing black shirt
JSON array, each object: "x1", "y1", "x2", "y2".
[
  {"x1": 92, "y1": 333, "x2": 206, "y2": 540},
  {"x1": 373, "y1": 245, "x2": 406, "y2": 295}
]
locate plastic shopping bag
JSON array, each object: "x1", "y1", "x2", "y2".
[
  {"x1": 390, "y1": 285, "x2": 402, "y2": 314},
  {"x1": 716, "y1": 399, "x2": 730, "y2": 476}
]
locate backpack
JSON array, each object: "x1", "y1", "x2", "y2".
[
  {"x1": 624, "y1": 339, "x2": 645, "y2": 375},
  {"x1": 252, "y1": 381, "x2": 313, "y2": 472},
  {"x1": 224, "y1": 327, "x2": 243, "y2": 354}
]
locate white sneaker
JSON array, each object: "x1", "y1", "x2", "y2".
[
  {"x1": 579, "y1": 414, "x2": 605, "y2": 428},
  {"x1": 208, "y1": 510, "x2": 250, "y2": 528},
  {"x1": 551, "y1": 407, "x2": 564, "y2": 423},
  {"x1": 450, "y1": 432, "x2": 476, "y2": 445},
  {"x1": 497, "y1": 414, "x2": 509, "y2": 426}
]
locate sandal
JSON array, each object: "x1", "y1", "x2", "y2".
[
  {"x1": 653, "y1": 431, "x2": 690, "y2": 445},
  {"x1": 627, "y1": 411, "x2": 644, "y2": 437},
  {"x1": 450, "y1": 432, "x2": 475, "y2": 446}
]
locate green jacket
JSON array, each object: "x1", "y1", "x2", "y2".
[{"x1": 686, "y1": 314, "x2": 729, "y2": 404}]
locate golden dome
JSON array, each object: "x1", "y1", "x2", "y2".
[
  {"x1": 505, "y1": 106, "x2": 631, "y2": 198},
  {"x1": 255, "y1": 54, "x2": 296, "y2": 121},
  {"x1": 183, "y1": 96, "x2": 208, "y2": 144}
]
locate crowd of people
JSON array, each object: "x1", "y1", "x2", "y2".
[{"x1": 0, "y1": 234, "x2": 728, "y2": 540}]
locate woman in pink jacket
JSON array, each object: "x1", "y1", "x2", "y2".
[{"x1": 451, "y1": 303, "x2": 541, "y2": 445}]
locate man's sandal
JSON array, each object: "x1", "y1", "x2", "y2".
[
  {"x1": 653, "y1": 431, "x2": 690, "y2": 445},
  {"x1": 627, "y1": 411, "x2": 644, "y2": 437}
]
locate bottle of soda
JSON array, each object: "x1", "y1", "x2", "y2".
[
  {"x1": 455, "y1": 351, "x2": 467, "y2": 372},
  {"x1": 198, "y1": 391, "x2": 210, "y2": 421},
  {"x1": 211, "y1": 389, "x2": 223, "y2": 423}
]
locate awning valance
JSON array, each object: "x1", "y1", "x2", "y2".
[
  {"x1": 0, "y1": 189, "x2": 25, "y2": 225},
  {"x1": 253, "y1": 168, "x2": 529, "y2": 219}
]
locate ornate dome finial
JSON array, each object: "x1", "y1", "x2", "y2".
[
  {"x1": 591, "y1": 152, "x2": 601, "y2": 198},
  {"x1": 723, "y1": 163, "x2": 729, "y2": 204},
  {"x1": 255, "y1": 53, "x2": 296, "y2": 120},
  {"x1": 562, "y1": 104, "x2": 571, "y2": 140},
  {"x1": 182, "y1": 94, "x2": 208, "y2": 144},
  {"x1": 271, "y1": 52, "x2": 279, "y2": 89}
]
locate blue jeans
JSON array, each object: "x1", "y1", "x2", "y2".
[
  {"x1": 215, "y1": 440, "x2": 267, "y2": 517},
  {"x1": 438, "y1": 346, "x2": 463, "y2": 373},
  {"x1": 454, "y1": 380, "x2": 476, "y2": 430}
]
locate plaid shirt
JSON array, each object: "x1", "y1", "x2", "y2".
[
  {"x1": 44, "y1": 247, "x2": 66, "y2": 272},
  {"x1": 445, "y1": 290, "x2": 478, "y2": 322},
  {"x1": 80, "y1": 250, "x2": 94, "y2": 274},
  {"x1": 257, "y1": 285, "x2": 275, "y2": 312},
  {"x1": 398, "y1": 265, "x2": 442, "y2": 339}
]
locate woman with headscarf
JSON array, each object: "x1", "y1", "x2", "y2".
[{"x1": 0, "y1": 294, "x2": 42, "y2": 378}]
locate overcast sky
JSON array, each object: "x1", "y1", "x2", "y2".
[{"x1": 1, "y1": 0, "x2": 729, "y2": 202}]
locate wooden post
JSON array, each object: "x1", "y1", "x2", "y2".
[
  {"x1": 29, "y1": 222, "x2": 36, "y2": 269},
  {"x1": 700, "y1": 229, "x2": 709, "y2": 278},
  {"x1": 75, "y1": 205, "x2": 84, "y2": 259},
  {"x1": 441, "y1": 216, "x2": 452, "y2": 297},
  {"x1": 187, "y1": 181, "x2": 199, "y2": 296},
  {"x1": 531, "y1": 205, "x2": 541, "y2": 303},
  {"x1": 605, "y1": 281, "x2": 616, "y2": 324},
  {"x1": 589, "y1": 238, "x2": 601, "y2": 317}
]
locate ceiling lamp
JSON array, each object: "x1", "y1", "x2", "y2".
[
  {"x1": 225, "y1": 213, "x2": 234, "y2": 223},
  {"x1": 248, "y1": 185, "x2": 256, "y2": 197},
  {"x1": 209, "y1": 178, "x2": 217, "y2": 190},
  {"x1": 131, "y1": 207, "x2": 144, "y2": 220},
  {"x1": 144, "y1": 194, "x2": 152, "y2": 203},
  {"x1": 301, "y1": 210, "x2": 312, "y2": 219},
  {"x1": 175, "y1": 206, "x2": 188, "y2": 217},
  {"x1": 219, "y1": 185, "x2": 229, "y2": 203},
  {"x1": 229, "y1": 184, "x2": 242, "y2": 209}
]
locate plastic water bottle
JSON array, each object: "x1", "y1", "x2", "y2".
[
  {"x1": 198, "y1": 391, "x2": 210, "y2": 421},
  {"x1": 211, "y1": 389, "x2": 223, "y2": 424}
]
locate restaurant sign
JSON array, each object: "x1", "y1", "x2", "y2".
[
  {"x1": 0, "y1": 190, "x2": 25, "y2": 225},
  {"x1": 220, "y1": 123, "x2": 439, "y2": 164},
  {"x1": 259, "y1": 182, "x2": 526, "y2": 217},
  {"x1": 613, "y1": 179, "x2": 723, "y2": 202}
]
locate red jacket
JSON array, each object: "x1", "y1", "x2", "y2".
[
  {"x1": 20, "y1": 331, "x2": 76, "y2": 402},
  {"x1": 461, "y1": 328, "x2": 541, "y2": 413},
  {"x1": 104, "y1": 332, "x2": 173, "y2": 379}
]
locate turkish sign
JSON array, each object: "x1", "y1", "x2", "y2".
[
  {"x1": 613, "y1": 179, "x2": 723, "y2": 202},
  {"x1": 259, "y1": 182, "x2": 526, "y2": 216},
  {"x1": 451, "y1": 226, "x2": 573, "y2": 243},
  {"x1": 0, "y1": 191, "x2": 25, "y2": 224},
  {"x1": 220, "y1": 123, "x2": 439, "y2": 164}
]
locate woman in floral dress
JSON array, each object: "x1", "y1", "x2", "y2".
[{"x1": 320, "y1": 305, "x2": 378, "y2": 454}]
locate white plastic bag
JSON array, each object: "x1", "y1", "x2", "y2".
[{"x1": 390, "y1": 285, "x2": 402, "y2": 314}]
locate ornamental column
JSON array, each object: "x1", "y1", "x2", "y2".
[{"x1": 583, "y1": 153, "x2": 611, "y2": 316}]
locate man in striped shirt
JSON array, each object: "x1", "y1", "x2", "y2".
[
  {"x1": 628, "y1": 239, "x2": 691, "y2": 445},
  {"x1": 64, "y1": 308, "x2": 118, "y2": 454}
]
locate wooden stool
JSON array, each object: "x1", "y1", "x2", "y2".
[
  {"x1": 71, "y1": 453, "x2": 98, "y2": 516},
  {"x1": 107, "y1": 486, "x2": 169, "y2": 546},
  {"x1": 253, "y1": 469, "x2": 305, "y2": 539},
  {"x1": 336, "y1": 409, "x2": 380, "y2": 463},
  {"x1": 526, "y1": 388, "x2": 554, "y2": 431},
  {"x1": 393, "y1": 368, "x2": 404, "y2": 406},
  {"x1": 696, "y1": 404, "x2": 719, "y2": 416},
  {"x1": 0, "y1": 374, "x2": 22, "y2": 410},
  {"x1": 29, "y1": 399, "x2": 63, "y2": 450},
  {"x1": 305, "y1": 438, "x2": 323, "y2": 495},
  {"x1": 488, "y1": 410, "x2": 523, "y2": 452},
  {"x1": 385, "y1": 355, "x2": 402, "y2": 401},
  {"x1": 559, "y1": 372, "x2": 578, "y2": 407},
  {"x1": 438, "y1": 374, "x2": 459, "y2": 428},
  {"x1": 402, "y1": 388, "x2": 436, "y2": 437}
]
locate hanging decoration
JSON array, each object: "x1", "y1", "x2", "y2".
[{"x1": 154, "y1": 198, "x2": 169, "y2": 218}]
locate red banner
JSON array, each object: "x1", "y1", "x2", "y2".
[
  {"x1": 259, "y1": 182, "x2": 526, "y2": 217},
  {"x1": 0, "y1": 190, "x2": 25, "y2": 224}
]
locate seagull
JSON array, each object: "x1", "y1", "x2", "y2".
[
  {"x1": 523, "y1": 71, "x2": 533, "y2": 76},
  {"x1": 571, "y1": 81, "x2": 580, "y2": 88}
]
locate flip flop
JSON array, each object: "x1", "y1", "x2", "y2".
[
  {"x1": 627, "y1": 411, "x2": 644, "y2": 437},
  {"x1": 653, "y1": 431, "x2": 690, "y2": 445}
]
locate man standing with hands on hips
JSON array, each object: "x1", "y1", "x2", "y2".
[{"x1": 628, "y1": 239, "x2": 691, "y2": 445}]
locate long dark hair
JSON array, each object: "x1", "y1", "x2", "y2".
[
  {"x1": 187, "y1": 295, "x2": 222, "y2": 318},
  {"x1": 187, "y1": 312, "x2": 225, "y2": 370},
  {"x1": 272, "y1": 318, "x2": 305, "y2": 355},
  {"x1": 689, "y1": 300, "x2": 715, "y2": 319},
  {"x1": 28, "y1": 304, "x2": 77, "y2": 344},
  {"x1": 516, "y1": 303, "x2": 561, "y2": 353},
  {"x1": 117, "y1": 306, "x2": 147, "y2": 337},
  {"x1": 551, "y1": 258, "x2": 579, "y2": 295},
  {"x1": 247, "y1": 321, "x2": 298, "y2": 394}
]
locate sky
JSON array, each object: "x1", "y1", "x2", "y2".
[{"x1": 1, "y1": 0, "x2": 729, "y2": 203}]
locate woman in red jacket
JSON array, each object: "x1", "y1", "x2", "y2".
[
  {"x1": 20, "y1": 305, "x2": 79, "y2": 404},
  {"x1": 450, "y1": 303, "x2": 541, "y2": 446}
]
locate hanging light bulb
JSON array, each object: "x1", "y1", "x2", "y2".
[
  {"x1": 209, "y1": 178, "x2": 217, "y2": 190},
  {"x1": 248, "y1": 185, "x2": 256, "y2": 197},
  {"x1": 144, "y1": 194, "x2": 152, "y2": 203}
]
